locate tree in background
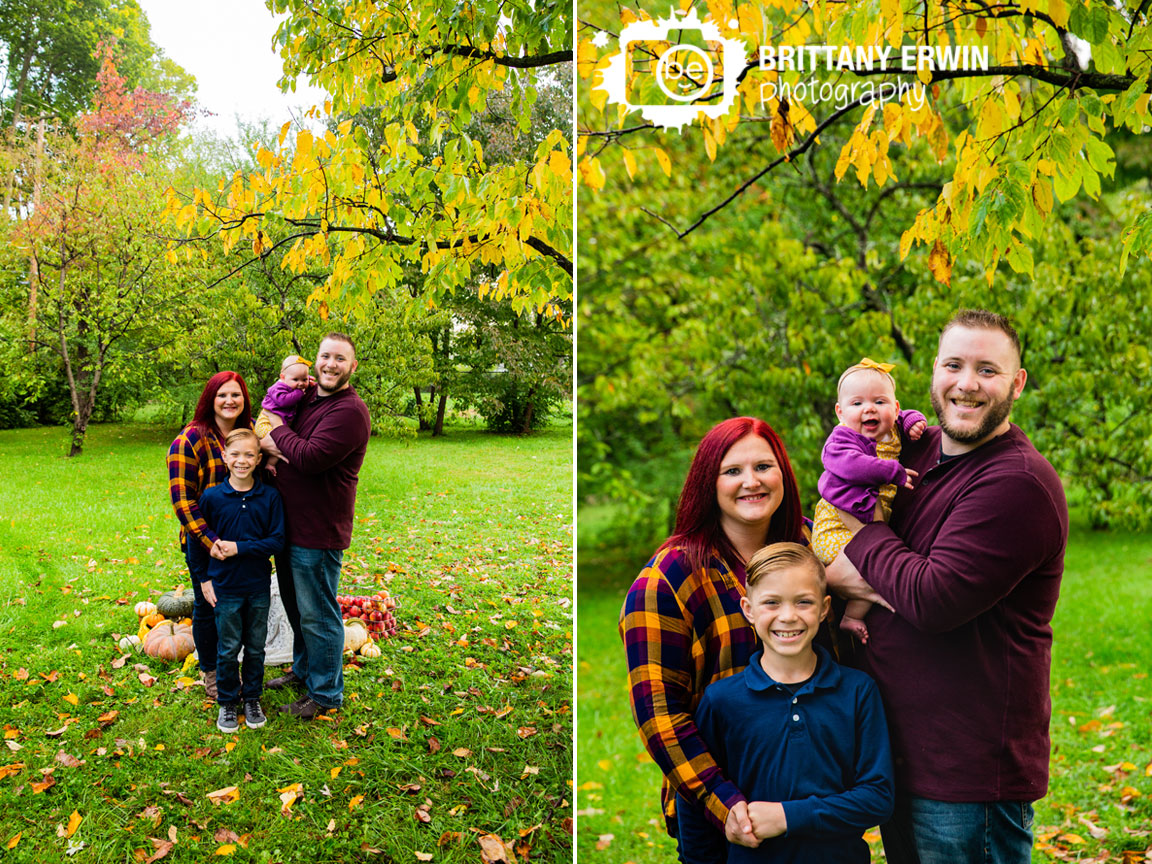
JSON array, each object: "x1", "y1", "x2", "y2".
[
  {"x1": 168, "y1": 0, "x2": 573, "y2": 316},
  {"x1": 8, "y1": 48, "x2": 188, "y2": 456}
]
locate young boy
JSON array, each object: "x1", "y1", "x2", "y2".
[
  {"x1": 677, "y1": 543, "x2": 894, "y2": 863},
  {"x1": 197, "y1": 428, "x2": 285, "y2": 733}
]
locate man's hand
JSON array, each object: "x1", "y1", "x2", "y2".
[
  {"x1": 201, "y1": 580, "x2": 217, "y2": 607},
  {"x1": 724, "y1": 801, "x2": 761, "y2": 848},
  {"x1": 826, "y1": 552, "x2": 894, "y2": 612},
  {"x1": 259, "y1": 433, "x2": 285, "y2": 461},
  {"x1": 267, "y1": 413, "x2": 283, "y2": 429},
  {"x1": 907, "y1": 419, "x2": 927, "y2": 440},
  {"x1": 747, "y1": 801, "x2": 787, "y2": 840}
]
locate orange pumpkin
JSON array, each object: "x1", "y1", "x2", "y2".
[
  {"x1": 142, "y1": 612, "x2": 166, "y2": 629},
  {"x1": 142, "y1": 621, "x2": 196, "y2": 662}
]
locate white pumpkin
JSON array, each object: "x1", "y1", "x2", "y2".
[
  {"x1": 134, "y1": 601, "x2": 157, "y2": 618},
  {"x1": 118, "y1": 634, "x2": 143, "y2": 653},
  {"x1": 359, "y1": 640, "x2": 381, "y2": 659},
  {"x1": 343, "y1": 619, "x2": 369, "y2": 653}
]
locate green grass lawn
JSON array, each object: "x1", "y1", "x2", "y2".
[
  {"x1": 0, "y1": 421, "x2": 573, "y2": 862},
  {"x1": 576, "y1": 515, "x2": 1152, "y2": 863}
]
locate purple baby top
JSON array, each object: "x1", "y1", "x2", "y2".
[
  {"x1": 817, "y1": 409, "x2": 926, "y2": 522},
  {"x1": 261, "y1": 380, "x2": 308, "y2": 423}
]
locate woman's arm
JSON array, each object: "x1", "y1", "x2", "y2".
[
  {"x1": 166, "y1": 430, "x2": 219, "y2": 552},
  {"x1": 619, "y1": 559, "x2": 747, "y2": 834}
]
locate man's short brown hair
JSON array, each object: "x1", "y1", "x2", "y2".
[
  {"x1": 746, "y1": 542, "x2": 826, "y2": 594},
  {"x1": 940, "y1": 309, "x2": 1021, "y2": 364},
  {"x1": 322, "y1": 331, "x2": 356, "y2": 358}
]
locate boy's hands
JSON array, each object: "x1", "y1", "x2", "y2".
[
  {"x1": 201, "y1": 580, "x2": 217, "y2": 607},
  {"x1": 907, "y1": 419, "x2": 927, "y2": 440},
  {"x1": 747, "y1": 801, "x2": 787, "y2": 839},
  {"x1": 724, "y1": 801, "x2": 760, "y2": 848},
  {"x1": 211, "y1": 540, "x2": 238, "y2": 559}
]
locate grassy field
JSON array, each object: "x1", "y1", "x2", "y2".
[
  {"x1": 576, "y1": 514, "x2": 1152, "y2": 863},
  {"x1": 0, "y1": 421, "x2": 572, "y2": 862}
]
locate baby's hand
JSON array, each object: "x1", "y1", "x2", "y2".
[
  {"x1": 902, "y1": 468, "x2": 919, "y2": 490},
  {"x1": 908, "y1": 420, "x2": 927, "y2": 440}
]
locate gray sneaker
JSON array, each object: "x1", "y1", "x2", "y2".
[
  {"x1": 216, "y1": 703, "x2": 239, "y2": 733},
  {"x1": 244, "y1": 699, "x2": 267, "y2": 729},
  {"x1": 203, "y1": 670, "x2": 217, "y2": 700}
]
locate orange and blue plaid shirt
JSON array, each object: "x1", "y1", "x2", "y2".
[
  {"x1": 167, "y1": 424, "x2": 228, "y2": 553},
  {"x1": 620, "y1": 546, "x2": 759, "y2": 836}
]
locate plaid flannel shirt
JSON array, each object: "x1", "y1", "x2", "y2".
[
  {"x1": 620, "y1": 546, "x2": 760, "y2": 836},
  {"x1": 167, "y1": 424, "x2": 228, "y2": 553}
]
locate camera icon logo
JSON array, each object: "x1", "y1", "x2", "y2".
[{"x1": 595, "y1": 7, "x2": 744, "y2": 131}]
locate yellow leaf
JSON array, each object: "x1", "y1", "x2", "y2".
[
  {"x1": 547, "y1": 150, "x2": 572, "y2": 185},
  {"x1": 577, "y1": 39, "x2": 598, "y2": 79},
  {"x1": 331, "y1": 766, "x2": 343, "y2": 779},
  {"x1": 653, "y1": 147, "x2": 672, "y2": 178},
  {"x1": 6, "y1": 833, "x2": 19, "y2": 849},
  {"x1": 621, "y1": 149, "x2": 637, "y2": 180},
  {"x1": 597, "y1": 759, "x2": 613, "y2": 771},
  {"x1": 453, "y1": 748, "x2": 473, "y2": 758},
  {"x1": 703, "y1": 125, "x2": 717, "y2": 162},
  {"x1": 63, "y1": 693, "x2": 78, "y2": 706},
  {"x1": 206, "y1": 786, "x2": 240, "y2": 806},
  {"x1": 927, "y1": 239, "x2": 952, "y2": 285},
  {"x1": 216, "y1": 845, "x2": 237, "y2": 856},
  {"x1": 66, "y1": 810, "x2": 82, "y2": 838},
  {"x1": 578, "y1": 157, "x2": 606, "y2": 191},
  {"x1": 1058, "y1": 833, "x2": 1086, "y2": 844},
  {"x1": 349, "y1": 795, "x2": 365, "y2": 810},
  {"x1": 977, "y1": 100, "x2": 1002, "y2": 140}
]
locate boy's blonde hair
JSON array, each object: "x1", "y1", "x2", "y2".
[
  {"x1": 746, "y1": 542, "x2": 826, "y2": 594},
  {"x1": 224, "y1": 428, "x2": 260, "y2": 449}
]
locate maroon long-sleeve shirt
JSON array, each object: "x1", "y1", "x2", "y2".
[
  {"x1": 844, "y1": 423, "x2": 1067, "y2": 802},
  {"x1": 269, "y1": 385, "x2": 371, "y2": 550}
]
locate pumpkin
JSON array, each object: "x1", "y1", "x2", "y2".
[
  {"x1": 156, "y1": 586, "x2": 195, "y2": 619},
  {"x1": 359, "y1": 641, "x2": 381, "y2": 659},
  {"x1": 134, "y1": 601, "x2": 157, "y2": 618},
  {"x1": 141, "y1": 612, "x2": 166, "y2": 629},
  {"x1": 118, "y1": 634, "x2": 142, "y2": 653},
  {"x1": 142, "y1": 620, "x2": 196, "y2": 662},
  {"x1": 343, "y1": 619, "x2": 369, "y2": 653}
]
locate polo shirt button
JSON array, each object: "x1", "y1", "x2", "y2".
[
  {"x1": 792, "y1": 714, "x2": 799, "y2": 722},
  {"x1": 791, "y1": 697, "x2": 798, "y2": 704}
]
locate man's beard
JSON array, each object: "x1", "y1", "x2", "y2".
[
  {"x1": 930, "y1": 385, "x2": 1015, "y2": 444},
  {"x1": 318, "y1": 368, "x2": 352, "y2": 394}
]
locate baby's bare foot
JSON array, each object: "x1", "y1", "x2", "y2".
[{"x1": 839, "y1": 616, "x2": 870, "y2": 644}]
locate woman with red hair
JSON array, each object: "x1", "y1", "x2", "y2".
[
  {"x1": 166, "y1": 372, "x2": 253, "y2": 698},
  {"x1": 620, "y1": 416, "x2": 807, "y2": 860}
]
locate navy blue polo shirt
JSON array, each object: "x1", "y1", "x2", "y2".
[
  {"x1": 197, "y1": 478, "x2": 285, "y2": 596},
  {"x1": 680, "y1": 644, "x2": 895, "y2": 863}
]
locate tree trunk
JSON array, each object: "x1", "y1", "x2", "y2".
[
  {"x1": 414, "y1": 385, "x2": 431, "y2": 431},
  {"x1": 519, "y1": 386, "x2": 535, "y2": 434},
  {"x1": 433, "y1": 388, "x2": 448, "y2": 437}
]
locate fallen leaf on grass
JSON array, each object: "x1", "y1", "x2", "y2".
[
  {"x1": 206, "y1": 786, "x2": 240, "y2": 806},
  {"x1": 437, "y1": 831, "x2": 462, "y2": 847},
  {"x1": 138, "y1": 672, "x2": 157, "y2": 687},
  {"x1": 65, "y1": 839, "x2": 87, "y2": 855},
  {"x1": 452, "y1": 748, "x2": 472, "y2": 758},
  {"x1": 1057, "y1": 833, "x2": 1085, "y2": 845},
  {"x1": 45, "y1": 726, "x2": 70, "y2": 738},
  {"x1": 63, "y1": 693, "x2": 79, "y2": 706},
  {"x1": 111, "y1": 655, "x2": 130, "y2": 669},
  {"x1": 516, "y1": 727, "x2": 537, "y2": 739},
  {"x1": 56, "y1": 751, "x2": 84, "y2": 768},
  {"x1": 0, "y1": 763, "x2": 24, "y2": 780},
  {"x1": 31, "y1": 772, "x2": 57, "y2": 793},
  {"x1": 428, "y1": 737, "x2": 441, "y2": 754},
  {"x1": 141, "y1": 838, "x2": 174, "y2": 862},
  {"x1": 97, "y1": 711, "x2": 119, "y2": 727},
  {"x1": 349, "y1": 795, "x2": 365, "y2": 811},
  {"x1": 136, "y1": 806, "x2": 162, "y2": 827},
  {"x1": 520, "y1": 765, "x2": 539, "y2": 779},
  {"x1": 330, "y1": 766, "x2": 343, "y2": 779},
  {"x1": 7, "y1": 833, "x2": 20, "y2": 849},
  {"x1": 215, "y1": 846, "x2": 236, "y2": 856},
  {"x1": 387, "y1": 727, "x2": 408, "y2": 740},
  {"x1": 414, "y1": 807, "x2": 432, "y2": 823},
  {"x1": 415, "y1": 853, "x2": 433, "y2": 862},
  {"x1": 478, "y1": 833, "x2": 515, "y2": 863},
  {"x1": 278, "y1": 782, "x2": 303, "y2": 815},
  {"x1": 65, "y1": 810, "x2": 83, "y2": 837},
  {"x1": 398, "y1": 783, "x2": 421, "y2": 793}
]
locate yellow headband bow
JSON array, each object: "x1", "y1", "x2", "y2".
[
  {"x1": 857, "y1": 357, "x2": 895, "y2": 374},
  {"x1": 281, "y1": 354, "x2": 310, "y2": 371}
]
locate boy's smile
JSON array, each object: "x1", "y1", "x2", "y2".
[
  {"x1": 741, "y1": 564, "x2": 830, "y2": 680},
  {"x1": 224, "y1": 442, "x2": 261, "y2": 481}
]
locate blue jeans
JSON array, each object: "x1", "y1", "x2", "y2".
[
  {"x1": 213, "y1": 593, "x2": 270, "y2": 704},
  {"x1": 675, "y1": 793, "x2": 726, "y2": 864},
  {"x1": 185, "y1": 540, "x2": 217, "y2": 673},
  {"x1": 881, "y1": 796, "x2": 1034, "y2": 864},
  {"x1": 275, "y1": 546, "x2": 344, "y2": 708}
]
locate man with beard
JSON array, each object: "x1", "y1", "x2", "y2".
[
  {"x1": 827, "y1": 310, "x2": 1068, "y2": 864},
  {"x1": 260, "y1": 333, "x2": 371, "y2": 719}
]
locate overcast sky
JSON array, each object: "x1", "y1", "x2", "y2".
[{"x1": 136, "y1": 0, "x2": 328, "y2": 142}]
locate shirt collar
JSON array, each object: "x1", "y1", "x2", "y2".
[
  {"x1": 222, "y1": 477, "x2": 263, "y2": 496},
  {"x1": 742, "y1": 643, "x2": 841, "y2": 694}
]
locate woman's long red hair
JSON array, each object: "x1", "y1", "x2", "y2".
[
  {"x1": 191, "y1": 371, "x2": 252, "y2": 441},
  {"x1": 660, "y1": 417, "x2": 803, "y2": 575}
]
